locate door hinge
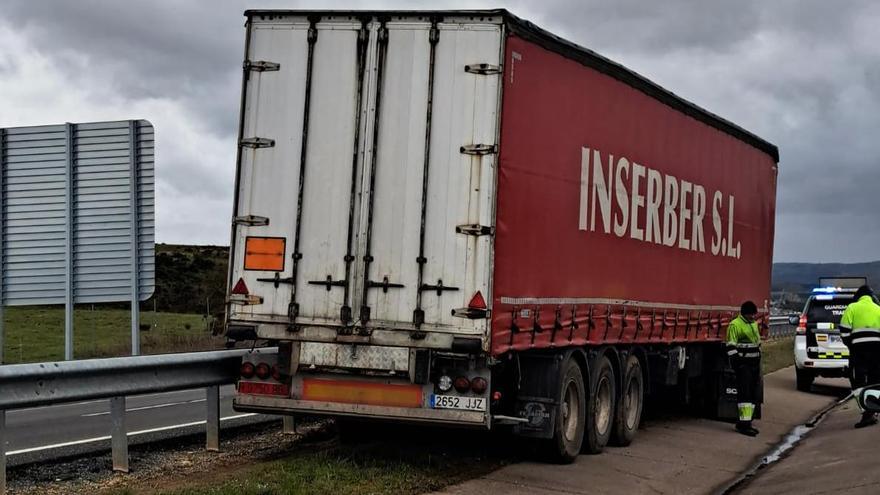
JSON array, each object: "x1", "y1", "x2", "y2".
[
  {"x1": 244, "y1": 60, "x2": 281, "y2": 72},
  {"x1": 465, "y1": 63, "x2": 502, "y2": 75},
  {"x1": 240, "y1": 137, "x2": 275, "y2": 149},
  {"x1": 233, "y1": 215, "x2": 269, "y2": 226},
  {"x1": 460, "y1": 143, "x2": 498, "y2": 155},
  {"x1": 456, "y1": 224, "x2": 495, "y2": 236}
]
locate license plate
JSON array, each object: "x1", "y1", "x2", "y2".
[
  {"x1": 239, "y1": 381, "x2": 290, "y2": 397},
  {"x1": 431, "y1": 395, "x2": 486, "y2": 411}
]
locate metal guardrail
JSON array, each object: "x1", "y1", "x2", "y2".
[
  {"x1": 0, "y1": 347, "x2": 277, "y2": 493},
  {"x1": 768, "y1": 315, "x2": 797, "y2": 340}
]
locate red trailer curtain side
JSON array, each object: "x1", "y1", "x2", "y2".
[{"x1": 491, "y1": 34, "x2": 778, "y2": 355}]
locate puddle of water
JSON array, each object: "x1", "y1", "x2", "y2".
[{"x1": 760, "y1": 424, "x2": 812, "y2": 464}]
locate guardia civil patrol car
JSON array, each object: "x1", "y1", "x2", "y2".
[{"x1": 793, "y1": 283, "x2": 860, "y2": 391}]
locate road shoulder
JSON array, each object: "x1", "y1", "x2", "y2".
[
  {"x1": 741, "y1": 395, "x2": 879, "y2": 494},
  {"x1": 435, "y1": 367, "x2": 846, "y2": 495}
]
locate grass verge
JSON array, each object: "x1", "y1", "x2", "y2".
[
  {"x1": 134, "y1": 425, "x2": 512, "y2": 495},
  {"x1": 762, "y1": 336, "x2": 795, "y2": 375},
  {"x1": 2, "y1": 307, "x2": 223, "y2": 364}
]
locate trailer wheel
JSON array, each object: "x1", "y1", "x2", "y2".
[
  {"x1": 543, "y1": 357, "x2": 586, "y2": 463},
  {"x1": 610, "y1": 354, "x2": 643, "y2": 446},
  {"x1": 583, "y1": 354, "x2": 616, "y2": 454}
]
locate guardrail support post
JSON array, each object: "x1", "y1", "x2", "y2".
[
  {"x1": 282, "y1": 416, "x2": 296, "y2": 435},
  {"x1": 206, "y1": 385, "x2": 220, "y2": 452},
  {"x1": 1, "y1": 409, "x2": 6, "y2": 494},
  {"x1": 110, "y1": 397, "x2": 129, "y2": 473}
]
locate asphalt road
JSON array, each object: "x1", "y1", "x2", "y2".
[
  {"x1": 437, "y1": 369, "x2": 848, "y2": 495},
  {"x1": 4, "y1": 385, "x2": 263, "y2": 462},
  {"x1": 742, "y1": 392, "x2": 879, "y2": 494}
]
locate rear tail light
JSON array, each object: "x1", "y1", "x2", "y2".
[
  {"x1": 255, "y1": 362, "x2": 271, "y2": 380},
  {"x1": 240, "y1": 361, "x2": 255, "y2": 379},
  {"x1": 232, "y1": 278, "x2": 250, "y2": 295},
  {"x1": 796, "y1": 315, "x2": 807, "y2": 335},
  {"x1": 453, "y1": 376, "x2": 471, "y2": 393},
  {"x1": 470, "y1": 376, "x2": 488, "y2": 394},
  {"x1": 271, "y1": 364, "x2": 283, "y2": 381}
]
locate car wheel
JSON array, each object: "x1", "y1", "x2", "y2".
[{"x1": 796, "y1": 367, "x2": 814, "y2": 392}]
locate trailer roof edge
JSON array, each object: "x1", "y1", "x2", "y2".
[{"x1": 243, "y1": 8, "x2": 780, "y2": 163}]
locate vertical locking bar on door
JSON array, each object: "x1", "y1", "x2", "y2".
[
  {"x1": 339, "y1": 18, "x2": 371, "y2": 326},
  {"x1": 358, "y1": 20, "x2": 390, "y2": 326},
  {"x1": 288, "y1": 18, "x2": 320, "y2": 323},
  {"x1": 413, "y1": 18, "x2": 441, "y2": 331}
]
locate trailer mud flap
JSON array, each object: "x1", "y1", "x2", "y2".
[
  {"x1": 511, "y1": 354, "x2": 563, "y2": 439},
  {"x1": 513, "y1": 398, "x2": 556, "y2": 438}
]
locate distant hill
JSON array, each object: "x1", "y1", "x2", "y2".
[
  {"x1": 152, "y1": 244, "x2": 880, "y2": 315},
  {"x1": 154, "y1": 244, "x2": 228, "y2": 314},
  {"x1": 772, "y1": 261, "x2": 880, "y2": 293}
]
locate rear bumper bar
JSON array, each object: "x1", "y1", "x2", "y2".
[{"x1": 234, "y1": 393, "x2": 488, "y2": 427}]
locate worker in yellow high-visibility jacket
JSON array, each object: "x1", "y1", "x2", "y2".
[
  {"x1": 840, "y1": 285, "x2": 880, "y2": 428},
  {"x1": 726, "y1": 301, "x2": 761, "y2": 437}
]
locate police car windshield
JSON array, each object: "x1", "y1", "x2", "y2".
[{"x1": 807, "y1": 296, "x2": 854, "y2": 323}]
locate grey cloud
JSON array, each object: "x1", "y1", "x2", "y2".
[{"x1": 2, "y1": 0, "x2": 879, "y2": 262}]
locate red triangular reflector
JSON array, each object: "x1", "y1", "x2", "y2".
[
  {"x1": 232, "y1": 278, "x2": 249, "y2": 295},
  {"x1": 468, "y1": 291, "x2": 487, "y2": 310}
]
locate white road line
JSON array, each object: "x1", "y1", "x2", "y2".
[
  {"x1": 6, "y1": 413, "x2": 259, "y2": 456},
  {"x1": 80, "y1": 399, "x2": 207, "y2": 417},
  {"x1": 14, "y1": 399, "x2": 106, "y2": 413},
  {"x1": 13, "y1": 388, "x2": 229, "y2": 414}
]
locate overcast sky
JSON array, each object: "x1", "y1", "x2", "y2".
[{"x1": 1, "y1": 1, "x2": 878, "y2": 263}]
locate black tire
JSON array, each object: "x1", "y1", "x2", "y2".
[
  {"x1": 796, "y1": 367, "x2": 814, "y2": 392},
  {"x1": 583, "y1": 354, "x2": 616, "y2": 454},
  {"x1": 542, "y1": 357, "x2": 586, "y2": 463},
  {"x1": 610, "y1": 354, "x2": 644, "y2": 446}
]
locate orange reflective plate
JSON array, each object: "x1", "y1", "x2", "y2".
[
  {"x1": 244, "y1": 237, "x2": 286, "y2": 271},
  {"x1": 302, "y1": 378, "x2": 423, "y2": 408}
]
